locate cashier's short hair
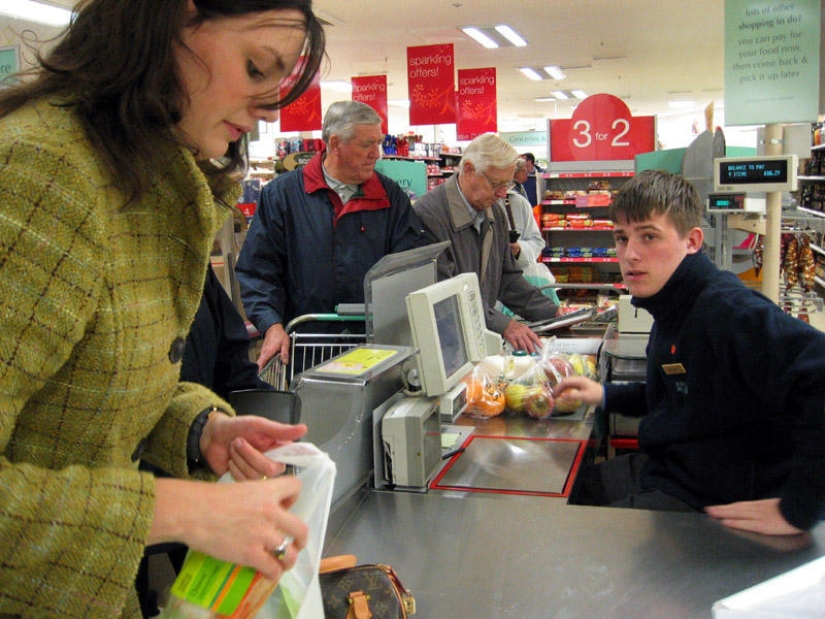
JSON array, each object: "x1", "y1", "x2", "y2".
[
  {"x1": 459, "y1": 133, "x2": 520, "y2": 175},
  {"x1": 322, "y1": 101, "x2": 382, "y2": 143},
  {"x1": 610, "y1": 169, "x2": 703, "y2": 237}
]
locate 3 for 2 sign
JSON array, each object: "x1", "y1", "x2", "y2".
[{"x1": 550, "y1": 94, "x2": 655, "y2": 162}]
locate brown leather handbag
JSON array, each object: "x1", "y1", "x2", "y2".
[{"x1": 319, "y1": 555, "x2": 416, "y2": 619}]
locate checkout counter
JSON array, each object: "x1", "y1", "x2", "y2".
[{"x1": 287, "y1": 247, "x2": 825, "y2": 619}]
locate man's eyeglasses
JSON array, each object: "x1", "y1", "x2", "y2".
[{"x1": 480, "y1": 169, "x2": 515, "y2": 192}]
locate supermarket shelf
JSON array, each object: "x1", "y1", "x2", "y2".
[
  {"x1": 541, "y1": 226, "x2": 615, "y2": 232},
  {"x1": 543, "y1": 171, "x2": 634, "y2": 179},
  {"x1": 541, "y1": 200, "x2": 611, "y2": 208},
  {"x1": 811, "y1": 243, "x2": 825, "y2": 258},
  {"x1": 543, "y1": 257, "x2": 618, "y2": 263},
  {"x1": 815, "y1": 276, "x2": 825, "y2": 289}
]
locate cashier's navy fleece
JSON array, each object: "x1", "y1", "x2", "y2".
[{"x1": 604, "y1": 251, "x2": 825, "y2": 530}]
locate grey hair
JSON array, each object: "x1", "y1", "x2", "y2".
[
  {"x1": 514, "y1": 158, "x2": 527, "y2": 172},
  {"x1": 321, "y1": 100, "x2": 382, "y2": 143},
  {"x1": 459, "y1": 133, "x2": 519, "y2": 174}
]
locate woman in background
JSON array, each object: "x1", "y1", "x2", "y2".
[{"x1": 0, "y1": 1, "x2": 324, "y2": 617}]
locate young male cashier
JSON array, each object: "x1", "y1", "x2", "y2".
[{"x1": 556, "y1": 169, "x2": 825, "y2": 536}]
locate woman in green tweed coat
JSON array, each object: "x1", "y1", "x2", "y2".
[{"x1": 0, "y1": 1, "x2": 325, "y2": 617}]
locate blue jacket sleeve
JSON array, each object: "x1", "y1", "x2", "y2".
[
  {"x1": 603, "y1": 381, "x2": 648, "y2": 418},
  {"x1": 235, "y1": 182, "x2": 289, "y2": 335}
]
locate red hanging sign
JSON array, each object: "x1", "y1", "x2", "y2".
[
  {"x1": 351, "y1": 75, "x2": 388, "y2": 134},
  {"x1": 407, "y1": 44, "x2": 455, "y2": 126},
  {"x1": 456, "y1": 68, "x2": 497, "y2": 141},
  {"x1": 279, "y1": 68, "x2": 322, "y2": 132},
  {"x1": 550, "y1": 94, "x2": 655, "y2": 162}
]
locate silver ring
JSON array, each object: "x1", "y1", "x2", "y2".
[{"x1": 272, "y1": 538, "x2": 290, "y2": 560}]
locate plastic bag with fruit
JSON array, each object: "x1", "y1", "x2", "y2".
[
  {"x1": 463, "y1": 362, "x2": 507, "y2": 418},
  {"x1": 537, "y1": 341, "x2": 583, "y2": 415},
  {"x1": 502, "y1": 358, "x2": 556, "y2": 420}
]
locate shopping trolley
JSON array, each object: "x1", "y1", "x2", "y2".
[{"x1": 259, "y1": 312, "x2": 367, "y2": 390}]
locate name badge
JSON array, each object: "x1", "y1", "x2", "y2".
[{"x1": 662, "y1": 363, "x2": 686, "y2": 375}]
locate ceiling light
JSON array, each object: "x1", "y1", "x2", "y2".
[
  {"x1": 0, "y1": 0, "x2": 74, "y2": 27},
  {"x1": 388, "y1": 99, "x2": 410, "y2": 108},
  {"x1": 571, "y1": 90, "x2": 588, "y2": 99},
  {"x1": 543, "y1": 66, "x2": 566, "y2": 81},
  {"x1": 321, "y1": 81, "x2": 352, "y2": 93},
  {"x1": 495, "y1": 25, "x2": 527, "y2": 47},
  {"x1": 519, "y1": 67, "x2": 543, "y2": 81},
  {"x1": 551, "y1": 90, "x2": 569, "y2": 100},
  {"x1": 534, "y1": 97, "x2": 556, "y2": 103},
  {"x1": 462, "y1": 27, "x2": 499, "y2": 49}
]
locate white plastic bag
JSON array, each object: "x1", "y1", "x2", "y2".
[
  {"x1": 252, "y1": 443, "x2": 336, "y2": 619},
  {"x1": 162, "y1": 442, "x2": 336, "y2": 619}
]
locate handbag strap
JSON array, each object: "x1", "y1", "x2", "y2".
[
  {"x1": 503, "y1": 196, "x2": 517, "y2": 232},
  {"x1": 347, "y1": 591, "x2": 373, "y2": 619},
  {"x1": 320, "y1": 554, "x2": 358, "y2": 574}
]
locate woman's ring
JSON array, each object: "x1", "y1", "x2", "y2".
[{"x1": 272, "y1": 538, "x2": 290, "y2": 560}]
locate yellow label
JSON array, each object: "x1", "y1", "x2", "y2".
[{"x1": 316, "y1": 347, "x2": 398, "y2": 375}]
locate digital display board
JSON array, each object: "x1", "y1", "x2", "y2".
[
  {"x1": 714, "y1": 155, "x2": 797, "y2": 193},
  {"x1": 707, "y1": 193, "x2": 746, "y2": 213}
]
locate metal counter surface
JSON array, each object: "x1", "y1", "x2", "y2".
[
  {"x1": 323, "y1": 410, "x2": 825, "y2": 619},
  {"x1": 324, "y1": 488, "x2": 825, "y2": 619}
]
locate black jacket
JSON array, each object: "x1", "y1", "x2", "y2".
[
  {"x1": 605, "y1": 252, "x2": 825, "y2": 530},
  {"x1": 181, "y1": 266, "x2": 269, "y2": 400}
]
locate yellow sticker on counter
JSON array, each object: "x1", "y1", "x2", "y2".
[
  {"x1": 317, "y1": 348, "x2": 398, "y2": 375},
  {"x1": 662, "y1": 363, "x2": 686, "y2": 375}
]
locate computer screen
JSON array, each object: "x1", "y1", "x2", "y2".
[{"x1": 405, "y1": 272, "x2": 499, "y2": 396}]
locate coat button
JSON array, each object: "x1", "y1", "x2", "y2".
[{"x1": 168, "y1": 337, "x2": 186, "y2": 363}]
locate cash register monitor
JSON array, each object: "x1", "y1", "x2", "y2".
[{"x1": 405, "y1": 272, "x2": 494, "y2": 397}]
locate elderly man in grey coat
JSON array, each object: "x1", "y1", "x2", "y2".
[{"x1": 413, "y1": 133, "x2": 560, "y2": 352}]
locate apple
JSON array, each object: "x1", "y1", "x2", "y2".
[
  {"x1": 524, "y1": 385, "x2": 556, "y2": 420},
  {"x1": 504, "y1": 382, "x2": 529, "y2": 413},
  {"x1": 554, "y1": 395, "x2": 582, "y2": 415}
]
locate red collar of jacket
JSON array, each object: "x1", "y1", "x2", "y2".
[{"x1": 303, "y1": 149, "x2": 391, "y2": 222}]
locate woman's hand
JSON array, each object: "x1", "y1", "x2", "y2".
[
  {"x1": 200, "y1": 413, "x2": 307, "y2": 479},
  {"x1": 150, "y1": 476, "x2": 309, "y2": 581}
]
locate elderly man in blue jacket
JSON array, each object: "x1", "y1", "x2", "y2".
[{"x1": 236, "y1": 101, "x2": 429, "y2": 371}]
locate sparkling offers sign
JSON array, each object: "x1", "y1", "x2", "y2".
[
  {"x1": 550, "y1": 94, "x2": 655, "y2": 161},
  {"x1": 407, "y1": 44, "x2": 456, "y2": 126},
  {"x1": 352, "y1": 75, "x2": 388, "y2": 134},
  {"x1": 457, "y1": 68, "x2": 497, "y2": 141},
  {"x1": 279, "y1": 67, "x2": 322, "y2": 132}
]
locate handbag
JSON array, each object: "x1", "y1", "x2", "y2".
[{"x1": 319, "y1": 555, "x2": 416, "y2": 619}]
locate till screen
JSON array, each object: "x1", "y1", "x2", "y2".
[{"x1": 433, "y1": 296, "x2": 468, "y2": 379}]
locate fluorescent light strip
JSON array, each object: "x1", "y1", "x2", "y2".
[
  {"x1": 543, "y1": 65, "x2": 566, "y2": 80},
  {"x1": 462, "y1": 27, "x2": 499, "y2": 49},
  {"x1": 388, "y1": 99, "x2": 410, "y2": 108},
  {"x1": 519, "y1": 67, "x2": 543, "y2": 81},
  {"x1": 495, "y1": 25, "x2": 527, "y2": 47},
  {"x1": 551, "y1": 90, "x2": 569, "y2": 100},
  {"x1": 0, "y1": 0, "x2": 74, "y2": 27},
  {"x1": 571, "y1": 89, "x2": 588, "y2": 99}
]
